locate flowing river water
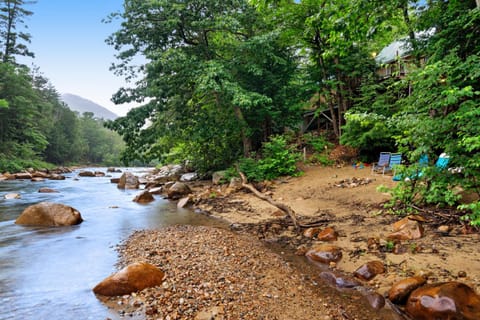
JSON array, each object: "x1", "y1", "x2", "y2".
[{"x1": 0, "y1": 168, "x2": 227, "y2": 320}]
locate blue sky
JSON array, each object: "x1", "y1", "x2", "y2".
[{"x1": 21, "y1": 1, "x2": 133, "y2": 116}]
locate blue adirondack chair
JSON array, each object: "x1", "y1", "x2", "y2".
[
  {"x1": 371, "y1": 152, "x2": 391, "y2": 174},
  {"x1": 385, "y1": 153, "x2": 402, "y2": 176}
]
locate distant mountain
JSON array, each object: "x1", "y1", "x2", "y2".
[{"x1": 61, "y1": 93, "x2": 118, "y2": 120}]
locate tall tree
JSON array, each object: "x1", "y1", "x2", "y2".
[
  {"x1": 0, "y1": 0, "x2": 35, "y2": 63},
  {"x1": 106, "y1": 0, "x2": 300, "y2": 171}
]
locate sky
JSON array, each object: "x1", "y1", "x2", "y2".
[{"x1": 21, "y1": 1, "x2": 135, "y2": 116}]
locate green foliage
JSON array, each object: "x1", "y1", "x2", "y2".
[
  {"x1": 459, "y1": 202, "x2": 480, "y2": 226},
  {"x1": 232, "y1": 135, "x2": 301, "y2": 182}
]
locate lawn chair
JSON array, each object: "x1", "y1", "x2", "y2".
[
  {"x1": 384, "y1": 153, "x2": 402, "y2": 176},
  {"x1": 371, "y1": 152, "x2": 391, "y2": 175}
]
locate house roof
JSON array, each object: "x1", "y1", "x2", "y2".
[
  {"x1": 375, "y1": 39, "x2": 411, "y2": 64},
  {"x1": 375, "y1": 29, "x2": 435, "y2": 64}
]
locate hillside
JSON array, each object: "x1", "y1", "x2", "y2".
[{"x1": 61, "y1": 93, "x2": 118, "y2": 120}]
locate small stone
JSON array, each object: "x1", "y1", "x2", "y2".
[{"x1": 353, "y1": 261, "x2": 386, "y2": 281}]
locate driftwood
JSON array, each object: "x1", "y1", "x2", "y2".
[{"x1": 237, "y1": 170, "x2": 303, "y2": 230}]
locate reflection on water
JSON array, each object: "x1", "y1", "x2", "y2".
[{"x1": 0, "y1": 168, "x2": 225, "y2": 320}]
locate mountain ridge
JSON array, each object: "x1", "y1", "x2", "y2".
[{"x1": 61, "y1": 93, "x2": 118, "y2": 120}]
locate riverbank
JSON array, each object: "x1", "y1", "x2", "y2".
[{"x1": 106, "y1": 164, "x2": 480, "y2": 319}]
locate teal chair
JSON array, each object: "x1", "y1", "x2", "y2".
[{"x1": 385, "y1": 153, "x2": 402, "y2": 177}]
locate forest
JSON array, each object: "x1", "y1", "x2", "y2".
[
  {"x1": 0, "y1": 1, "x2": 125, "y2": 172},
  {"x1": 1, "y1": 0, "x2": 480, "y2": 224}
]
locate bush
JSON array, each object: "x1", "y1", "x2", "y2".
[{"x1": 228, "y1": 135, "x2": 301, "y2": 182}]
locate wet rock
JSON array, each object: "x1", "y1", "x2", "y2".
[
  {"x1": 117, "y1": 172, "x2": 140, "y2": 189},
  {"x1": 133, "y1": 191, "x2": 154, "y2": 203},
  {"x1": 387, "y1": 216, "x2": 424, "y2": 241},
  {"x1": 353, "y1": 261, "x2": 385, "y2": 281},
  {"x1": 406, "y1": 282, "x2": 480, "y2": 320},
  {"x1": 316, "y1": 227, "x2": 338, "y2": 241},
  {"x1": 107, "y1": 167, "x2": 122, "y2": 173},
  {"x1": 31, "y1": 177, "x2": 45, "y2": 182},
  {"x1": 177, "y1": 196, "x2": 191, "y2": 208},
  {"x1": 305, "y1": 244, "x2": 342, "y2": 264},
  {"x1": 365, "y1": 292, "x2": 385, "y2": 310},
  {"x1": 95, "y1": 171, "x2": 105, "y2": 177},
  {"x1": 180, "y1": 172, "x2": 198, "y2": 182},
  {"x1": 38, "y1": 187, "x2": 59, "y2": 193},
  {"x1": 228, "y1": 177, "x2": 243, "y2": 191},
  {"x1": 319, "y1": 271, "x2": 360, "y2": 289},
  {"x1": 4, "y1": 193, "x2": 20, "y2": 199},
  {"x1": 32, "y1": 171, "x2": 49, "y2": 178},
  {"x1": 437, "y1": 225, "x2": 452, "y2": 235},
  {"x1": 15, "y1": 172, "x2": 32, "y2": 180},
  {"x1": 15, "y1": 202, "x2": 83, "y2": 226},
  {"x1": 388, "y1": 276, "x2": 426, "y2": 304},
  {"x1": 110, "y1": 177, "x2": 120, "y2": 184},
  {"x1": 93, "y1": 262, "x2": 165, "y2": 296},
  {"x1": 49, "y1": 174, "x2": 65, "y2": 180},
  {"x1": 167, "y1": 182, "x2": 191, "y2": 200},
  {"x1": 303, "y1": 227, "x2": 321, "y2": 238},
  {"x1": 78, "y1": 170, "x2": 95, "y2": 177},
  {"x1": 150, "y1": 164, "x2": 184, "y2": 183},
  {"x1": 148, "y1": 186, "x2": 163, "y2": 195}
]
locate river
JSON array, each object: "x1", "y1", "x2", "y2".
[{"x1": 0, "y1": 168, "x2": 225, "y2": 320}]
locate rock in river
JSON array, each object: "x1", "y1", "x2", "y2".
[
  {"x1": 93, "y1": 262, "x2": 165, "y2": 296},
  {"x1": 406, "y1": 281, "x2": 480, "y2": 320},
  {"x1": 15, "y1": 202, "x2": 83, "y2": 226}
]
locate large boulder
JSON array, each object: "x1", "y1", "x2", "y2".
[
  {"x1": 93, "y1": 262, "x2": 165, "y2": 296},
  {"x1": 133, "y1": 190, "x2": 155, "y2": 203},
  {"x1": 78, "y1": 170, "x2": 95, "y2": 177},
  {"x1": 117, "y1": 172, "x2": 140, "y2": 189},
  {"x1": 406, "y1": 282, "x2": 480, "y2": 320},
  {"x1": 166, "y1": 182, "x2": 192, "y2": 200},
  {"x1": 15, "y1": 202, "x2": 83, "y2": 226}
]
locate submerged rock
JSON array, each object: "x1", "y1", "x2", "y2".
[
  {"x1": 15, "y1": 202, "x2": 82, "y2": 226},
  {"x1": 406, "y1": 282, "x2": 480, "y2": 320},
  {"x1": 93, "y1": 262, "x2": 165, "y2": 296},
  {"x1": 4, "y1": 193, "x2": 21, "y2": 199}
]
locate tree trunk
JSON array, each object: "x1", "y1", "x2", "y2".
[{"x1": 233, "y1": 105, "x2": 252, "y2": 157}]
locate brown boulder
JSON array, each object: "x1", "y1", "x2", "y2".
[
  {"x1": 133, "y1": 190, "x2": 154, "y2": 203},
  {"x1": 406, "y1": 282, "x2": 480, "y2": 320},
  {"x1": 93, "y1": 262, "x2": 165, "y2": 296},
  {"x1": 317, "y1": 227, "x2": 338, "y2": 241},
  {"x1": 38, "y1": 188, "x2": 59, "y2": 193},
  {"x1": 15, "y1": 172, "x2": 32, "y2": 180},
  {"x1": 388, "y1": 276, "x2": 426, "y2": 304},
  {"x1": 117, "y1": 172, "x2": 140, "y2": 189},
  {"x1": 387, "y1": 216, "x2": 424, "y2": 241},
  {"x1": 78, "y1": 170, "x2": 95, "y2": 177},
  {"x1": 49, "y1": 174, "x2": 66, "y2": 180},
  {"x1": 353, "y1": 260, "x2": 385, "y2": 281},
  {"x1": 166, "y1": 182, "x2": 192, "y2": 200},
  {"x1": 15, "y1": 202, "x2": 83, "y2": 226},
  {"x1": 306, "y1": 244, "x2": 342, "y2": 264}
]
